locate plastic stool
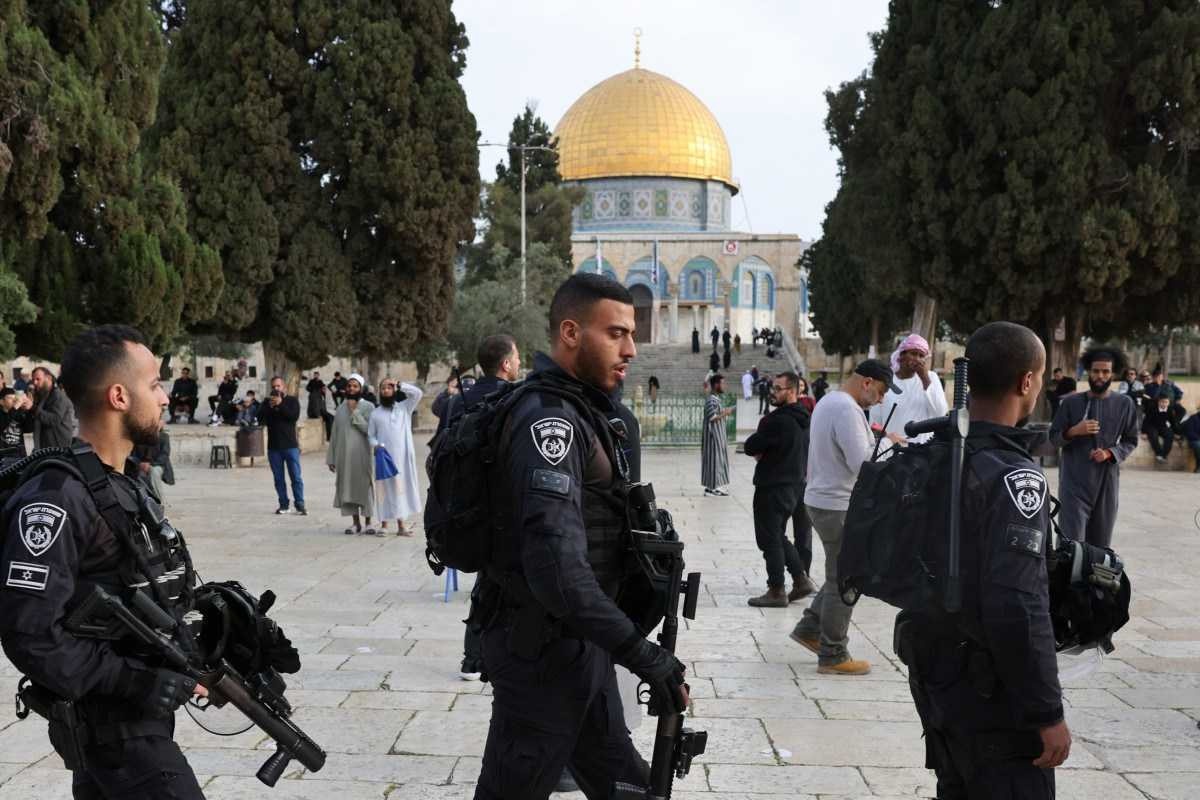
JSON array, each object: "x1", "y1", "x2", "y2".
[
  {"x1": 443, "y1": 568, "x2": 459, "y2": 603},
  {"x1": 209, "y1": 445, "x2": 232, "y2": 469}
]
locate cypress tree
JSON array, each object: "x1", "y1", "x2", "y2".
[
  {"x1": 0, "y1": 0, "x2": 221, "y2": 358},
  {"x1": 153, "y1": 0, "x2": 479, "y2": 370}
]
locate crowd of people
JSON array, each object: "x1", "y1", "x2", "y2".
[{"x1": 0, "y1": 268, "x2": 1181, "y2": 800}]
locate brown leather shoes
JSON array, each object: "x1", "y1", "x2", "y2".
[
  {"x1": 788, "y1": 574, "x2": 817, "y2": 602},
  {"x1": 818, "y1": 658, "x2": 872, "y2": 676},
  {"x1": 747, "y1": 586, "x2": 789, "y2": 607}
]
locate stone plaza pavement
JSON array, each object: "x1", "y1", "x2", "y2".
[{"x1": 2, "y1": 440, "x2": 1200, "y2": 799}]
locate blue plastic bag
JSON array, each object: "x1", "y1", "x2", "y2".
[{"x1": 374, "y1": 446, "x2": 399, "y2": 480}]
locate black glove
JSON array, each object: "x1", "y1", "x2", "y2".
[
  {"x1": 614, "y1": 634, "x2": 688, "y2": 714},
  {"x1": 259, "y1": 618, "x2": 301, "y2": 674},
  {"x1": 121, "y1": 667, "x2": 197, "y2": 718}
]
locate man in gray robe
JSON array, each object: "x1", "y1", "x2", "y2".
[
  {"x1": 1049, "y1": 346, "x2": 1139, "y2": 548},
  {"x1": 328, "y1": 372, "x2": 376, "y2": 534},
  {"x1": 701, "y1": 374, "x2": 732, "y2": 496}
]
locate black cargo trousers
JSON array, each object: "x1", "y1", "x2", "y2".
[
  {"x1": 474, "y1": 627, "x2": 649, "y2": 799},
  {"x1": 69, "y1": 714, "x2": 206, "y2": 800},
  {"x1": 895, "y1": 616, "x2": 1054, "y2": 800}
]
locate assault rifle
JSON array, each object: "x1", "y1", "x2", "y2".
[
  {"x1": 623, "y1": 484, "x2": 707, "y2": 800},
  {"x1": 74, "y1": 586, "x2": 326, "y2": 786},
  {"x1": 901, "y1": 356, "x2": 970, "y2": 613}
]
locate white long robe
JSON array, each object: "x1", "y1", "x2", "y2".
[
  {"x1": 868, "y1": 371, "x2": 949, "y2": 449},
  {"x1": 368, "y1": 383, "x2": 424, "y2": 521}
]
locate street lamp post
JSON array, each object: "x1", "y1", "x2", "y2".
[{"x1": 480, "y1": 142, "x2": 556, "y2": 305}]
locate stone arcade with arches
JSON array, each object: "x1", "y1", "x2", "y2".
[{"x1": 555, "y1": 57, "x2": 811, "y2": 345}]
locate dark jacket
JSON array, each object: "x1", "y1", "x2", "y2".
[
  {"x1": 32, "y1": 385, "x2": 76, "y2": 451},
  {"x1": 1181, "y1": 413, "x2": 1200, "y2": 444},
  {"x1": 906, "y1": 422, "x2": 1062, "y2": 734},
  {"x1": 492, "y1": 352, "x2": 637, "y2": 654},
  {"x1": 258, "y1": 395, "x2": 301, "y2": 451},
  {"x1": 171, "y1": 377, "x2": 200, "y2": 400},
  {"x1": 0, "y1": 407, "x2": 30, "y2": 458},
  {"x1": 132, "y1": 431, "x2": 176, "y2": 487},
  {"x1": 743, "y1": 403, "x2": 810, "y2": 488}
]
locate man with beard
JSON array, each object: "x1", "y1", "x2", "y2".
[
  {"x1": 870, "y1": 333, "x2": 948, "y2": 451},
  {"x1": 1049, "y1": 346, "x2": 1139, "y2": 548},
  {"x1": 0, "y1": 326, "x2": 210, "y2": 797},
  {"x1": 368, "y1": 378, "x2": 424, "y2": 535},
  {"x1": 328, "y1": 374, "x2": 376, "y2": 534},
  {"x1": 0, "y1": 387, "x2": 33, "y2": 459},
  {"x1": 474, "y1": 274, "x2": 683, "y2": 799},
  {"x1": 743, "y1": 372, "x2": 816, "y2": 606},
  {"x1": 30, "y1": 367, "x2": 77, "y2": 450}
]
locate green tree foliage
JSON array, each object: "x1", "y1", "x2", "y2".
[
  {"x1": 152, "y1": 0, "x2": 479, "y2": 369},
  {"x1": 449, "y1": 243, "x2": 566, "y2": 371},
  {"x1": 804, "y1": 75, "x2": 914, "y2": 355},
  {"x1": 0, "y1": 0, "x2": 222, "y2": 358},
  {"x1": 824, "y1": 1, "x2": 1200, "y2": 360},
  {"x1": 467, "y1": 104, "x2": 582, "y2": 282}
]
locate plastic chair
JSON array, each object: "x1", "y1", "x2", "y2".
[{"x1": 443, "y1": 568, "x2": 459, "y2": 603}]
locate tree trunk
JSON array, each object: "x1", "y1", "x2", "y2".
[
  {"x1": 262, "y1": 341, "x2": 300, "y2": 396},
  {"x1": 911, "y1": 290, "x2": 938, "y2": 368},
  {"x1": 1163, "y1": 326, "x2": 1175, "y2": 380},
  {"x1": 158, "y1": 354, "x2": 173, "y2": 382}
]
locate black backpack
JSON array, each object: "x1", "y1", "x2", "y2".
[
  {"x1": 423, "y1": 379, "x2": 593, "y2": 575},
  {"x1": 837, "y1": 437, "x2": 955, "y2": 611}
]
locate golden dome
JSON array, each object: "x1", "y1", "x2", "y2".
[{"x1": 555, "y1": 68, "x2": 736, "y2": 191}]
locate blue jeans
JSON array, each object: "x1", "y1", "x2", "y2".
[{"x1": 268, "y1": 448, "x2": 305, "y2": 510}]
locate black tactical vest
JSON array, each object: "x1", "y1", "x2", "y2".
[{"x1": 47, "y1": 447, "x2": 197, "y2": 648}]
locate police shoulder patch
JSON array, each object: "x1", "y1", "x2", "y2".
[
  {"x1": 1003, "y1": 469, "x2": 1046, "y2": 519},
  {"x1": 19, "y1": 503, "x2": 67, "y2": 557},
  {"x1": 530, "y1": 417, "x2": 574, "y2": 466}
]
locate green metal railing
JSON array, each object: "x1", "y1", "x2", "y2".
[{"x1": 625, "y1": 393, "x2": 738, "y2": 447}]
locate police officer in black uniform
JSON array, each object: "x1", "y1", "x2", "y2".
[
  {"x1": 0, "y1": 325, "x2": 208, "y2": 799},
  {"x1": 474, "y1": 274, "x2": 686, "y2": 800},
  {"x1": 895, "y1": 322, "x2": 1070, "y2": 800}
]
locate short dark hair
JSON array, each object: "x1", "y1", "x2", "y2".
[
  {"x1": 60, "y1": 325, "x2": 148, "y2": 415},
  {"x1": 549, "y1": 273, "x2": 633, "y2": 334},
  {"x1": 271, "y1": 375, "x2": 284, "y2": 383},
  {"x1": 1052, "y1": 367, "x2": 1063, "y2": 374},
  {"x1": 965, "y1": 322, "x2": 1044, "y2": 399},
  {"x1": 181, "y1": 367, "x2": 190, "y2": 373},
  {"x1": 0, "y1": 388, "x2": 13, "y2": 400},
  {"x1": 477, "y1": 334, "x2": 517, "y2": 377},
  {"x1": 246, "y1": 390, "x2": 256, "y2": 397},
  {"x1": 1081, "y1": 345, "x2": 1127, "y2": 375},
  {"x1": 775, "y1": 371, "x2": 799, "y2": 390}
]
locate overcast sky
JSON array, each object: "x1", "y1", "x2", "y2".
[{"x1": 455, "y1": 0, "x2": 890, "y2": 240}]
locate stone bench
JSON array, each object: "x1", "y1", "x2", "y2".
[
  {"x1": 1125, "y1": 434, "x2": 1197, "y2": 471},
  {"x1": 165, "y1": 419, "x2": 325, "y2": 466}
]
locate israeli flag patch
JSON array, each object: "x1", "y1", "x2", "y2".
[{"x1": 6, "y1": 561, "x2": 49, "y2": 592}]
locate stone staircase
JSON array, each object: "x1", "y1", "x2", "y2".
[{"x1": 624, "y1": 341, "x2": 794, "y2": 396}]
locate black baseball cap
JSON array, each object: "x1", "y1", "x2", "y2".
[{"x1": 854, "y1": 359, "x2": 902, "y2": 394}]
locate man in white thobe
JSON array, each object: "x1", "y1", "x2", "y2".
[
  {"x1": 742, "y1": 369, "x2": 754, "y2": 400},
  {"x1": 869, "y1": 333, "x2": 948, "y2": 454},
  {"x1": 368, "y1": 378, "x2": 424, "y2": 536}
]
